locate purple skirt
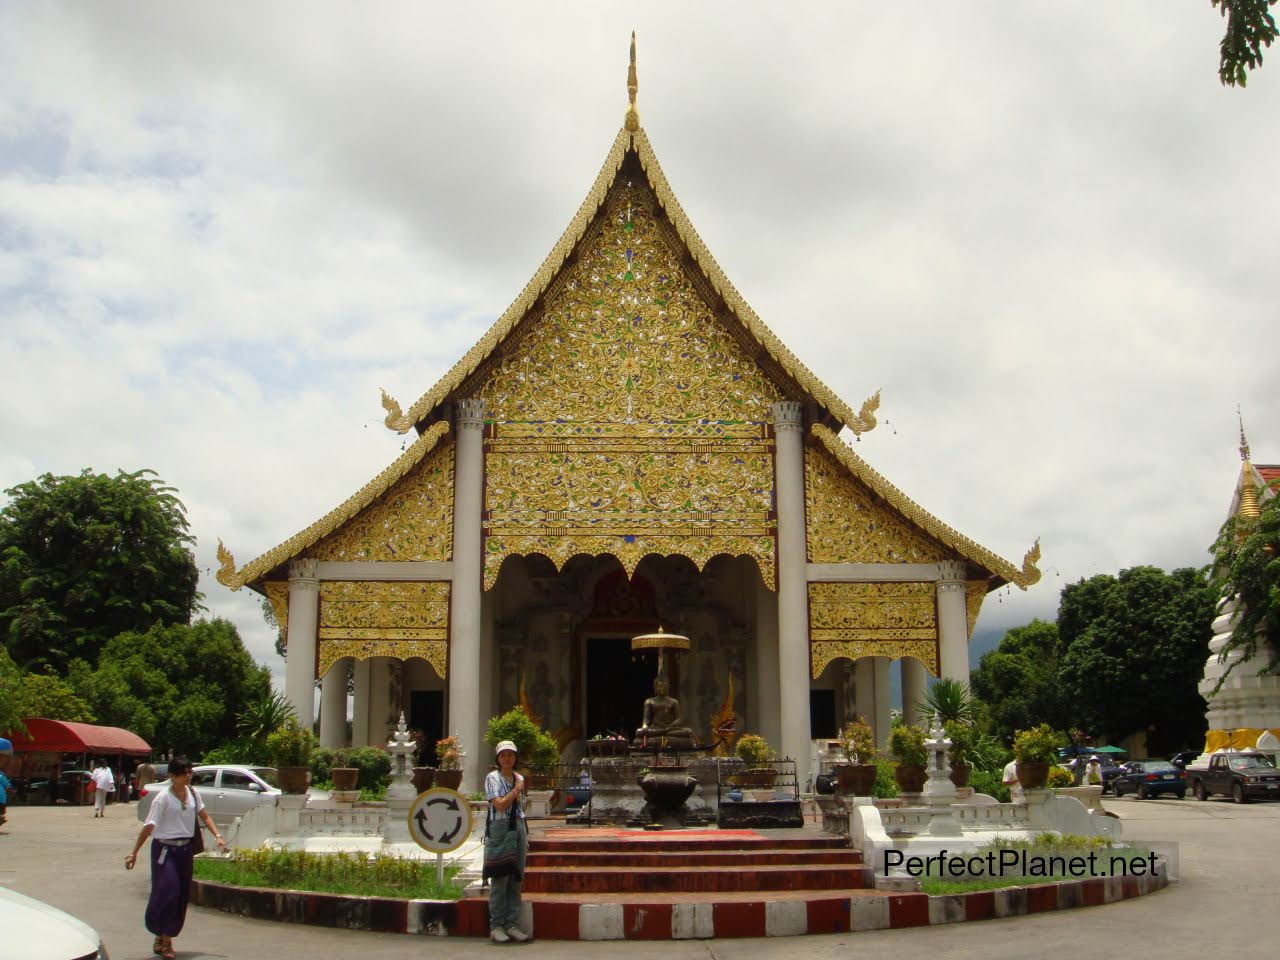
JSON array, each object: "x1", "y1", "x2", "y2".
[{"x1": 145, "y1": 839, "x2": 194, "y2": 937}]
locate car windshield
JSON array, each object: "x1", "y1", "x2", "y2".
[
  {"x1": 1228, "y1": 756, "x2": 1276, "y2": 770},
  {"x1": 1139, "y1": 761, "x2": 1176, "y2": 772},
  {"x1": 249, "y1": 766, "x2": 280, "y2": 787}
]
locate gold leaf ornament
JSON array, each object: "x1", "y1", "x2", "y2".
[
  {"x1": 381, "y1": 388, "x2": 414, "y2": 434},
  {"x1": 849, "y1": 389, "x2": 881, "y2": 437},
  {"x1": 215, "y1": 539, "x2": 240, "y2": 590},
  {"x1": 1020, "y1": 538, "x2": 1042, "y2": 586}
]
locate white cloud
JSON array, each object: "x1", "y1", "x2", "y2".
[{"x1": 2, "y1": 1, "x2": 1277, "y2": 681}]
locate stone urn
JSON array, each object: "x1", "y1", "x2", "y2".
[
  {"x1": 331, "y1": 767, "x2": 359, "y2": 792},
  {"x1": 639, "y1": 766, "x2": 697, "y2": 821},
  {"x1": 1016, "y1": 761, "x2": 1050, "y2": 790},
  {"x1": 435, "y1": 769, "x2": 464, "y2": 790},
  {"x1": 893, "y1": 763, "x2": 928, "y2": 794},
  {"x1": 278, "y1": 766, "x2": 310, "y2": 795},
  {"x1": 411, "y1": 766, "x2": 435, "y2": 793},
  {"x1": 834, "y1": 763, "x2": 878, "y2": 796}
]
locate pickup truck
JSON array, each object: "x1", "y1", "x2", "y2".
[{"x1": 1188, "y1": 752, "x2": 1280, "y2": 803}]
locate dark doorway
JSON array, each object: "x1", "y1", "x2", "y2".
[
  {"x1": 809, "y1": 689, "x2": 837, "y2": 739},
  {"x1": 585, "y1": 638, "x2": 665, "y2": 739},
  {"x1": 409, "y1": 690, "x2": 445, "y2": 765}
]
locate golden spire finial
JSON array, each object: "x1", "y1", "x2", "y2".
[
  {"x1": 1237, "y1": 405, "x2": 1261, "y2": 520},
  {"x1": 624, "y1": 31, "x2": 640, "y2": 131}
]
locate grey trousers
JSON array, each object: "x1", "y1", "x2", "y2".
[{"x1": 488, "y1": 818, "x2": 528, "y2": 931}]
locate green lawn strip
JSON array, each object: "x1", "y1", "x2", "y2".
[
  {"x1": 194, "y1": 856, "x2": 463, "y2": 900},
  {"x1": 921, "y1": 873, "x2": 1077, "y2": 895}
]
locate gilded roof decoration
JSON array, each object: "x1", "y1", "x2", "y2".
[
  {"x1": 223, "y1": 421, "x2": 452, "y2": 589},
  {"x1": 383, "y1": 123, "x2": 878, "y2": 436},
  {"x1": 811, "y1": 639, "x2": 939, "y2": 678},
  {"x1": 809, "y1": 424, "x2": 1042, "y2": 589},
  {"x1": 317, "y1": 580, "x2": 450, "y2": 679},
  {"x1": 805, "y1": 442, "x2": 953, "y2": 565},
  {"x1": 309, "y1": 436, "x2": 453, "y2": 563},
  {"x1": 965, "y1": 580, "x2": 987, "y2": 639},
  {"x1": 809, "y1": 581, "x2": 939, "y2": 676},
  {"x1": 264, "y1": 581, "x2": 289, "y2": 648},
  {"x1": 318, "y1": 640, "x2": 448, "y2": 682}
]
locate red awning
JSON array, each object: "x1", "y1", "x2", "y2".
[{"x1": 8, "y1": 719, "x2": 151, "y2": 756}]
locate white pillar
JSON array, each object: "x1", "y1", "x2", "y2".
[
  {"x1": 771, "y1": 400, "x2": 812, "y2": 788},
  {"x1": 319, "y1": 657, "x2": 350, "y2": 747},
  {"x1": 873, "y1": 657, "x2": 891, "y2": 749},
  {"x1": 284, "y1": 559, "x2": 320, "y2": 729},
  {"x1": 753, "y1": 574, "x2": 782, "y2": 751},
  {"x1": 367, "y1": 657, "x2": 394, "y2": 745},
  {"x1": 449, "y1": 397, "x2": 486, "y2": 793},
  {"x1": 937, "y1": 561, "x2": 970, "y2": 684},
  {"x1": 351, "y1": 659, "x2": 371, "y2": 746},
  {"x1": 901, "y1": 658, "x2": 928, "y2": 728}
]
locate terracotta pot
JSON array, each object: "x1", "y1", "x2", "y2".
[
  {"x1": 1016, "y1": 761, "x2": 1051, "y2": 789},
  {"x1": 834, "y1": 763, "x2": 878, "y2": 796},
  {"x1": 893, "y1": 763, "x2": 928, "y2": 793},
  {"x1": 949, "y1": 763, "x2": 972, "y2": 788},
  {"x1": 278, "y1": 765, "x2": 310, "y2": 795},
  {"x1": 411, "y1": 767, "x2": 435, "y2": 793},
  {"x1": 434, "y1": 769, "x2": 463, "y2": 790},
  {"x1": 331, "y1": 767, "x2": 360, "y2": 792}
]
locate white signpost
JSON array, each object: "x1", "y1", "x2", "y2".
[{"x1": 407, "y1": 787, "x2": 473, "y2": 887}]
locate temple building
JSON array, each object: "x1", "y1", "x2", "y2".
[
  {"x1": 216, "y1": 40, "x2": 1041, "y2": 790},
  {"x1": 1195, "y1": 421, "x2": 1280, "y2": 760}
]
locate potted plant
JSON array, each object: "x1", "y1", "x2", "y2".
[
  {"x1": 889, "y1": 723, "x2": 929, "y2": 793},
  {"x1": 407, "y1": 729, "x2": 434, "y2": 793},
  {"x1": 944, "y1": 721, "x2": 974, "y2": 788},
  {"x1": 1012, "y1": 723, "x2": 1064, "y2": 790},
  {"x1": 834, "y1": 717, "x2": 878, "y2": 795},
  {"x1": 485, "y1": 707, "x2": 559, "y2": 785},
  {"x1": 587, "y1": 731, "x2": 629, "y2": 758},
  {"x1": 265, "y1": 718, "x2": 315, "y2": 794},
  {"x1": 434, "y1": 735, "x2": 464, "y2": 790},
  {"x1": 525, "y1": 730, "x2": 561, "y2": 790},
  {"x1": 733, "y1": 733, "x2": 777, "y2": 788}
]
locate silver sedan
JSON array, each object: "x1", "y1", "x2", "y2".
[{"x1": 136, "y1": 765, "x2": 282, "y2": 830}]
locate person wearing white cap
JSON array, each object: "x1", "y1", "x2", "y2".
[
  {"x1": 484, "y1": 739, "x2": 529, "y2": 944},
  {"x1": 1084, "y1": 755, "x2": 1103, "y2": 787}
]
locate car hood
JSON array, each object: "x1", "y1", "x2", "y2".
[{"x1": 0, "y1": 886, "x2": 101, "y2": 959}]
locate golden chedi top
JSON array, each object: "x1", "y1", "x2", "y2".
[
  {"x1": 1238, "y1": 408, "x2": 1261, "y2": 521},
  {"x1": 625, "y1": 31, "x2": 640, "y2": 132}
]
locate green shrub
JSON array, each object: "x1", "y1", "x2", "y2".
[
  {"x1": 943, "y1": 721, "x2": 974, "y2": 767},
  {"x1": 194, "y1": 848, "x2": 460, "y2": 899},
  {"x1": 889, "y1": 724, "x2": 928, "y2": 767},
  {"x1": 1012, "y1": 724, "x2": 1064, "y2": 764},
  {"x1": 201, "y1": 737, "x2": 270, "y2": 767},
  {"x1": 969, "y1": 767, "x2": 1011, "y2": 803},
  {"x1": 872, "y1": 756, "x2": 899, "y2": 798},
  {"x1": 310, "y1": 747, "x2": 344, "y2": 784},
  {"x1": 838, "y1": 717, "x2": 876, "y2": 763},
  {"x1": 1048, "y1": 765, "x2": 1075, "y2": 788},
  {"x1": 529, "y1": 730, "x2": 560, "y2": 770},
  {"x1": 264, "y1": 718, "x2": 315, "y2": 767},
  {"x1": 344, "y1": 746, "x2": 391, "y2": 789},
  {"x1": 735, "y1": 733, "x2": 774, "y2": 766},
  {"x1": 485, "y1": 708, "x2": 558, "y2": 768}
]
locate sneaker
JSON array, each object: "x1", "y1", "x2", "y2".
[
  {"x1": 505, "y1": 927, "x2": 530, "y2": 942},
  {"x1": 490, "y1": 928, "x2": 510, "y2": 944}
]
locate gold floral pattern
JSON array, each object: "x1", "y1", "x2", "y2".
[
  {"x1": 317, "y1": 581, "x2": 450, "y2": 679},
  {"x1": 811, "y1": 640, "x2": 939, "y2": 678},
  {"x1": 966, "y1": 581, "x2": 988, "y2": 638},
  {"x1": 309, "y1": 437, "x2": 454, "y2": 562},
  {"x1": 318, "y1": 640, "x2": 448, "y2": 681},
  {"x1": 805, "y1": 442, "x2": 951, "y2": 564}
]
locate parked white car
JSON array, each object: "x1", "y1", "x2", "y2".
[
  {"x1": 136, "y1": 765, "x2": 282, "y2": 830},
  {"x1": 0, "y1": 886, "x2": 108, "y2": 959}
]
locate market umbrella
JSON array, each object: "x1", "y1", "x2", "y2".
[
  {"x1": 1089, "y1": 745, "x2": 1128, "y2": 755},
  {"x1": 0, "y1": 737, "x2": 12, "y2": 755}
]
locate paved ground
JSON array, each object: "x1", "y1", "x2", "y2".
[{"x1": 2, "y1": 795, "x2": 1277, "y2": 959}]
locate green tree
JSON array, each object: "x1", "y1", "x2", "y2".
[
  {"x1": 1208, "y1": 483, "x2": 1280, "y2": 685},
  {"x1": 0, "y1": 469, "x2": 199, "y2": 674},
  {"x1": 0, "y1": 647, "x2": 31, "y2": 734},
  {"x1": 1057, "y1": 566, "x2": 1215, "y2": 755},
  {"x1": 70, "y1": 618, "x2": 271, "y2": 758},
  {"x1": 970, "y1": 619, "x2": 1070, "y2": 743},
  {"x1": 0, "y1": 647, "x2": 95, "y2": 732},
  {"x1": 1214, "y1": 0, "x2": 1278, "y2": 86}
]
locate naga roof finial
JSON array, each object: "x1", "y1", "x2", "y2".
[{"x1": 625, "y1": 31, "x2": 640, "y2": 132}]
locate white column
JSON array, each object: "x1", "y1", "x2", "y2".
[
  {"x1": 368, "y1": 657, "x2": 393, "y2": 745},
  {"x1": 351, "y1": 659, "x2": 371, "y2": 745},
  {"x1": 449, "y1": 397, "x2": 486, "y2": 793},
  {"x1": 753, "y1": 574, "x2": 782, "y2": 751},
  {"x1": 873, "y1": 657, "x2": 891, "y2": 749},
  {"x1": 901, "y1": 657, "x2": 928, "y2": 728},
  {"x1": 937, "y1": 561, "x2": 970, "y2": 684},
  {"x1": 284, "y1": 559, "x2": 320, "y2": 728},
  {"x1": 319, "y1": 657, "x2": 350, "y2": 747},
  {"x1": 771, "y1": 400, "x2": 812, "y2": 788}
]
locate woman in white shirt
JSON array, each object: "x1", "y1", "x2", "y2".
[{"x1": 125, "y1": 757, "x2": 226, "y2": 960}]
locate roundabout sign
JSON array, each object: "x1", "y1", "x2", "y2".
[{"x1": 407, "y1": 787, "x2": 473, "y2": 882}]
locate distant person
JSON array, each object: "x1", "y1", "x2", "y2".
[
  {"x1": 1083, "y1": 756, "x2": 1103, "y2": 788},
  {"x1": 0, "y1": 768, "x2": 11, "y2": 827},
  {"x1": 1001, "y1": 757, "x2": 1025, "y2": 802},
  {"x1": 125, "y1": 757, "x2": 226, "y2": 960},
  {"x1": 91, "y1": 761, "x2": 115, "y2": 818},
  {"x1": 135, "y1": 761, "x2": 156, "y2": 795}
]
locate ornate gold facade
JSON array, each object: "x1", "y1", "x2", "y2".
[
  {"x1": 808, "y1": 581, "x2": 939, "y2": 676},
  {"x1": 477, "y1": 180, "x2": 783, "y2": 587},
  {"x1": 805, "y1": 442, "x2": 952, "y2": 564},
  {"x1": 317, "y1": 580, "x2": 450, "y2": 678}
]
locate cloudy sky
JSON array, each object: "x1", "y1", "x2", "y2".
[{"x1": 2, "y1": 2, "x2": 1276, "y2": 685}]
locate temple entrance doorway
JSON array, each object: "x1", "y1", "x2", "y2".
[
  {"x1": 409, "y1": 690, "x2": 444, "y2": 765},
  {"x1": 584, "y1": 638, "x2": 663, "y2": 740}
]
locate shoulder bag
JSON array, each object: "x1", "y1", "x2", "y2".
[{"x1": 190, "y1": 787, "x2": 205, "y2": 854}]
